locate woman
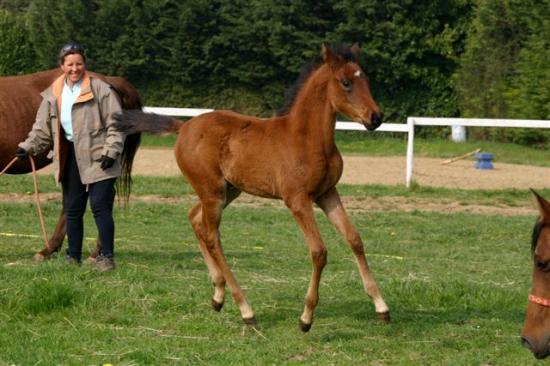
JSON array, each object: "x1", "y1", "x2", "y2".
[{"x1": 16, "y1": 42, "x2": 125, "y2": 271}]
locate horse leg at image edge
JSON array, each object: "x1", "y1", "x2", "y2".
[
  {"x1": 32, "y1": 208, "x2": 102, "y2": 261},
  {"x1": 88, "y1": 238, "x2": 101, "y2": 262},
  {"x1": 316, "y1": 187, "x2": 390, "y2": 322},
  {"x1": 285, "y1": 194, "x2": 328, "y2": 332},
  {"x1": 32, "y1": 209, "x2": 66, "y2": 261}
]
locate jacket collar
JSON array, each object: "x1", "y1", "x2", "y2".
[{"x1": 48, "y1": 72, "x2": 94, "y2": 113}]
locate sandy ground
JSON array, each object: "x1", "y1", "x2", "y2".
[
  {"x1": 24, "y1": 147, "x2": 547, "y2": 216},
  {"x1": 78, "y1": 148, "x2": 550, "y2": 190}
]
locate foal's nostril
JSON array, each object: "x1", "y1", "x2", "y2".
[
  {"x1": 371, "y1": 112, "x2": 383, "y2": 127},
  {"x1": 521, "y1": 336, "x2": 550, "y2": 359}
]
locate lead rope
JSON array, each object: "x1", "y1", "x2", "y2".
[{"x1": 0, "y1": 156, "x2": 49, "y2": 247}]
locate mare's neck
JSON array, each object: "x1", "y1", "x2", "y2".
[{"x1": 287, "y1": 65, "x2": 337, "y2": 147}]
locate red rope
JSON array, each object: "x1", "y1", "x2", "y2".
[
  {"x1": 0, "y1": 156, "x2": 49, "y2": 247},
  {"x1": 0, "y1": 156, "x2": 18, "y2": 175}
]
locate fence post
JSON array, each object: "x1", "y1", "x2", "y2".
[{"x1": 406, "y1": 117, "x2": 415, "y2": 188}]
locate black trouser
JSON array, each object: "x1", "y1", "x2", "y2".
[{"x1": 63, "y1": 142, "x2": 116, "y2": 261}]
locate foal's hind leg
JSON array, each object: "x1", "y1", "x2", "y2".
[
  {"x1": 316, "y1": 187, "x2": 389, "y2": 322},
  {"x1": 189, "y1": 203, "x2": 226, "y2": 311},
  {"x1": 188, "y1": 185, "x2": 255, "y2": 323},
  {"x1": 198, "y1": 195, "x2": 256, "y2": 325},
  {"x1": 188, "y1": 188, "x2": 241, "y2": 312}
]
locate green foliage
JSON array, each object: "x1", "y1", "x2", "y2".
[
  {"x1": 456, "y1": 0, "x2": 550, "y2": 146},
  {"x1": 3, "y1": 0, "x2": 547, "y2": 144},
  {"x1": 0, "y1": 9, "x2": 39, "y2": 75},
  {"x1": 16, "y1": 0, "x2": 474, "y2": 121},
  {"x1": 505, "y1": 1, "x2": 550, "y2": 121},
  {"x1": 0, "y1": 0, "x2": 30, "y2": 13},
  {"x1": 332, "y1": 0, "x2": 473, "y2": 122}
]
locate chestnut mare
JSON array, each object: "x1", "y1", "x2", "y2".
[
  {"x1": 114, "y1": 43, "x2": 389, "y2": 331},
  {"x1": 0, "y1": 69, "x2": 141, "y2": 260},
  {"x1": 521, "y1": 190, "x2": 550, "y2": 358}
]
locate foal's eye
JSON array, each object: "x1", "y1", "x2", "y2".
[
  {"x1": 537, "y1": 260, "x2": 550, "y2": 272},
  {"x1": 340, "y1": 78, "x2": 352, "y2": 90}
]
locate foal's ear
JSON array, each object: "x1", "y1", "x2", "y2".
[
  {"x1": 350, "y1": 43, "x2": 361, "y2": 61},
  {"x1": 531, "y1": 189, "x2": 550, "y2": 221},
  {"x1": 322, "y1": 42, "x2": 344, "y2": 70}
]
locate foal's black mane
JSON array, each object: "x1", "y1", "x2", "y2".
[
  {"x1": 532, "y1": 220, "x2": 547, "y2": 253},
  {"x1": 276, "y1": 45, "x2": 360, "y2": 117}
]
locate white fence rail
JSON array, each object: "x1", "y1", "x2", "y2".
[
  {"x1": 143, "y1": 107, "x2": 550, "y2": 188},
  {"x1": 142, "y1": 106, "x2": 409, "y2": 132}
]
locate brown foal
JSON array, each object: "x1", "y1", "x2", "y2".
[
  {"x1": 114, "y1": 43, "x2": 389, "y2": 331},
  {"x1": 521, "y1": 190, "x2": 550, "y2": 358}
]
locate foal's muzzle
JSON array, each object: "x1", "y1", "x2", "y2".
[
  {"x1": 367, "y1": 112, "x2": 383, "y2": 131},
  {"x1": 521, "y1": 335, "x2": 550, "y2": 359}
]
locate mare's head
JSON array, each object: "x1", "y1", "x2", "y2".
[
  {"x1": 323, "y1": 43, "x2": 382, "y2": 130},
  {"x1": 521, "y1": 190, "x2": 550, "y2": 359}
]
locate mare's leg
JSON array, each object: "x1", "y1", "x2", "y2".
[
  {"x1": 284, "y1": 194, "x2": 327, "y2": 332},
  {"x1": 32, "y1": 207, "x2": 102, "y2": 261},
  {"x1": 33, "y1": 208, "x2": 67, "y2": 261},
  {"x1": 88, "y1": 239, "x2": 101, "y2": 261},
  {"x1": 316, "y1": 187, "x2": 389, "y2": 321},
  {"x1": 188, "y1": 187, "x2": 241, "y2": 311}
]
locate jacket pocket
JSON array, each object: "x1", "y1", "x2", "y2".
[{"x1": 90, "y1": 128, "x2": 105, "y2": 161}]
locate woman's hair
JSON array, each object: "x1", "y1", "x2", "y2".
[{"x1": 58, "y1": 42, "x2": 86, "y2": 65}]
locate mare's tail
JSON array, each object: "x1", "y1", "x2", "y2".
[{"x1": 113, "y1": 110, "x2": 183, "y2": 135}]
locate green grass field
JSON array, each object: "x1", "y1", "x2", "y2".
[
  {"x1": 0, "y1": 184, "x2": 543, "y2": 365},
  {"x1": 0, "y1": 136, "x2": 547, "y2": 364}
]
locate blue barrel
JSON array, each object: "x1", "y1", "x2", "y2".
[{"x1": 475, "y1": 152, "x2": 494, "y2": 169}]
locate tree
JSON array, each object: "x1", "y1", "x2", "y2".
[
  {"x1": 0, "y1": 9, "x2": 39, "y2": 75},
  {"x1": 456, "y1": 0, "x2": 550, "y2": 145},
  {"x1": 332, "y1": 0, "x2": 473, "y2": 124}
]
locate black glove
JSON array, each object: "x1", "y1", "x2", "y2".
[
  {"x1": 99, "y1": 155, "x2": 115, "y2": 170},
  {"x1": 15, "y1": 147, "x2": 29, "y2": 159}
]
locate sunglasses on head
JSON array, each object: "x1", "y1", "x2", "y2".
[{"x1": 61, "y1": 43, "x2": 85, "y2": 54}]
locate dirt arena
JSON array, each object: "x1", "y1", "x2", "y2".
[
  {"x1": 116, "y1": 148, "x2": 550, "y2": 190},
  {"x1": 28, "y1": 148, "x2": 549, "y2": 216}
]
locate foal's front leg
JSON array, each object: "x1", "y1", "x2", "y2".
[
  {"x1": 285, "y1": 194, "x2": 328, "y2": 332},
  {"x1": 316, "y1": 187, "x2": 389, "y2": 321}
]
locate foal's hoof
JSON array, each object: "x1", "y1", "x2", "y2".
[
  {"x1": 211, "y1": 299, "x2": 224, "y2": 312},
  {"x1": 32, "y1": 252, "x2": 46, "y2": 262},
  {"x1": 299, "y1": 319, "x2": 312, "y2": 333},
  {"x1": 243, "y1": 316, "x2": 257, "y2": 327},
  {"x1": 376, "y1": 311, "x2": 390, "y2": 323}
]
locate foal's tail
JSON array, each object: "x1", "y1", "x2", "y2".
[{"x1": 113, "y1": 110, "x2": 183, "y2": 135}]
